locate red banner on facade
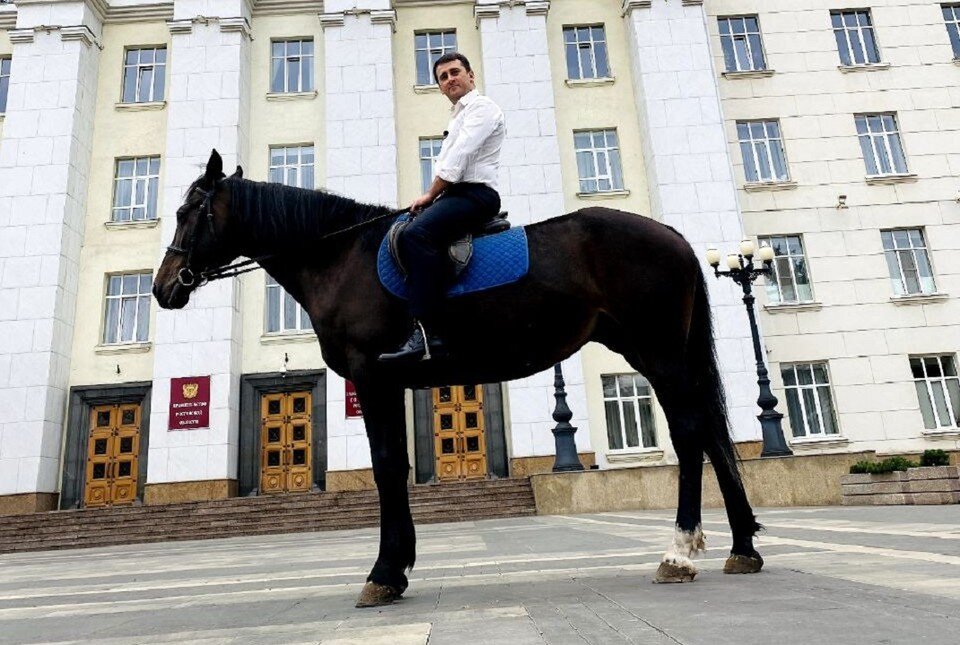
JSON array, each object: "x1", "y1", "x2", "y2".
[
  {"x1": 169, "y1": 375, "x2": 211, "y2": 430},
  {"x1": 345, "y1": 380, "x2": 363, "y2": 418}
]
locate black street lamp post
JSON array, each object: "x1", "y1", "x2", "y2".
[
  {"x1": 706, "y1": 241, "x2": 793, "y2": 458},
  {"x1": 551, "y1": 362, "x2": 585, "y2": 472}
]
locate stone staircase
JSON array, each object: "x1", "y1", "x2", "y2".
[{"x1": 0, "y1": 478, "x2": 537, "y2": 554}]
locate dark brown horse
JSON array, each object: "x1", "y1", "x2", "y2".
[{"x1": 154, "y1": 150, "x2": 763, "y2": 608}]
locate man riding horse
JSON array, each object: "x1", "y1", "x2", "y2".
[{"x1": 379, "y1": 52, "x2": 505, "y2": 363}]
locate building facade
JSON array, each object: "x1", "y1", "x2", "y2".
[{"x1": 0, "y1": 0, "x2": 958, "y2": 513}]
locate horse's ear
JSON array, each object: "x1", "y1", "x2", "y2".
[
  {"x1": 205, "y1": 149, "x2": 223, "y2": 185},
  {"x1": 233, "y1": 165, "x2": 243, "y2": 179}
]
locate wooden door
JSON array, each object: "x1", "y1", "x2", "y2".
[
  {"x1": 84, "y1": 403, "x2": 141, "y2": 507},
  {"x1": 433, "y1": 385, "x2": 488, "y2": 482},
  {"x1": 260, "y1": 390, "x2": 313, "y2": 494}
]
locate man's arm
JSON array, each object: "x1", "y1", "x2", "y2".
[{"x1": 410, "y1": 176, "x2": 452, "y2": 212}]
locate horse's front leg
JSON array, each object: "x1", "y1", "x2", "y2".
[{"x1": 352, "y1": 379, "x2": 416, "y2": 608}]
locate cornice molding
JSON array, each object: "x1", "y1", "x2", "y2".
[
  {"x1": 621, "y1": 0, "x2": 651, "y2": 16},
  {"x1": 682, "y1": 0, "x2": 704, "y2": 5},
  {"x1": 474, "y1": 1, "x2": 549, "y2": 20},
  {"x1": 8, "y1": 23, "x2": 102, "y2": 48},
  {"x1": 60, "y1": 23, "x2": 101, "y2": 47},
  {"x1": 319, "y1": 7, "x2": 396, "y2": 31},
  {"x1": 219, "y1": 16, "x2": 252, "y2": 39},
  {"x1": 319, "y1": 12, "x2": 345, "y2": 28},
  {"x1": 525, "y1": 0, "x2": 548, "y2": 16},
  {"x1": 252, "y1": 0, "x2": 323, "y2": 17},
  {"x1": 0, "y1": 8, "x2": 18, "y2": 32},
  {"x1": 166, "y1": 15, "x2": 251, "y2": 39}
]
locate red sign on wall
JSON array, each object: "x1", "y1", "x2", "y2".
[
  {"x1": 169, "y1": 375, "x2": 211, "y2": 430},
  {"x1": 345, "y1": 380, "x2": 363, "y2": 418}
]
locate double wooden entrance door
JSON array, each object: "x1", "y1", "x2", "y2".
[
  {"x1": 260, "y1": 390, "x2": 313, "y2": 494},
  {"x1": 433, "y1": 385, "x2": 488, "y2": 482},
  {"x1": 85, "y1": 403, "x2": 141, "y2": 507}
]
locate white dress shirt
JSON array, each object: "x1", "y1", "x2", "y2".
[{"x1": 434, "y1": 89, "x2": 506, "y2": 192}]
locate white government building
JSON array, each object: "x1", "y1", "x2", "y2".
[{"x1": 1, "y1": 0, "x2": 959, "y2": 513}]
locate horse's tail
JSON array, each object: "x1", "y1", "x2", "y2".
[{"x1": 687, "y1": 268, "x2": 762, "y2": 536}]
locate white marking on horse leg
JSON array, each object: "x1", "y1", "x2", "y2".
[{"x1": 661, "y1": 524, "x2": 705, "y2": 569}]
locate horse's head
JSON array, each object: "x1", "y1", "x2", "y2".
[{"x1": 153, "y1": 149, "x2": 243, "y2": 309}]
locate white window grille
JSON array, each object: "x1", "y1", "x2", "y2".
[
  {"x1": 0, "y1": 57, "x2": 10, "y2": 114},
  {"x1": 112, "y1": 156, "x2": 160, "y2": 222},
  {"x1": 268, "y1": 145, "x2": 315, "y2": 189},
  {"x1": 881, "y1": 229, "x2": 936, "y2": 296},
  {"x1": 265, "y1": 275, "x2": 312, "y2": 335},
  {"x1": 781, "y1": 363, "x2": 840, "y2": 438},
  {"x1": 103, "y1": 273, "x2": 152, "y2": 344},
  {"x1": 121, "y1": 47, "x2": 166, "y2": 103},
  {"x1": 831, "y1": 9, "x2": 881, "y2": 65},
  {"x1": 759, "y1": 235, "x2": 813, "y2": 304},
  {"x1": 574, "y1": 129, "x2": 624, "y2": 194},
  {"x1": 601, "y1": 374, "x2": 657, "y2": 451},
  {"x1": 945, "y1": 4, "x2": 960, "y2": 59},
  {"x1": 270, "y1": 39, "x2": 314, "y2": 93},
  {"x1": 911, "y1": 355, "x2": 960, "y2": 430},
  {"x1": 718, "y1": 16, "x2": 766, "y2": 72},
  {"x1": 563, "y1": 25, "x2": 611, "y2": 80},
  {"x1": 415, "y1": 31, "x2": 457, "y2": 85},
  {"x1": 737, "y1": 120, "x2": 789, "y2": 183},
  {"x1": 856, "y1": 114, "x2": 908, "y2": 176},
  {"x1": 419, "y1": 137, "x2": 444, "y2": 193}
]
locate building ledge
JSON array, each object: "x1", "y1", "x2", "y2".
[
  {"x1": 789, "y1": 435, "x2": 849, "y2": 450},
  {"x1": 260, "y1": 332, "x2": 317, "y2": 345},
  {"x1": 115, "y1": 101, "x2": 166, "y2": 112},
  {"x1": 763, "y1": 301, "x2": 823, "y2": 314},
  {"x1": 265, "y1": 90, "x2": 318, "y2": 102},
  {"x1": 865, "y1": 173, "x2": 917, "y2": 185},
  {"x1": 606, "y1": 448, "x2": 664, "y2": 464},
  {"x1": 577, "y1": 189, "x2": 630, "y2": 200},
  {"x1": 104, "y1": 218, "x2": 160, "y2": 230},
  {"x1": 95, "y1": 342, "x2": 152, "y2": 355},
  {"x1": 922, "y1": 428, "x2": 960, "y2": 440},
  {"x1": 565, "y1": 77, "x2": 616, "y2": 88},
  {"x1": 838, "y1": 62, "x2": 891, "y2": 73},
  {"x1": 413, "y1": 84, "x2": 440, "y2": 94},
  {"x1": 744, "y1": 180, "x2": 797, "y2": 193},
  {"x1": 890, "y1": 292, "x2": 949, "y2": 306},
  {"x1": 721, "y1": 69, "x2": 775, "y2": 80}
]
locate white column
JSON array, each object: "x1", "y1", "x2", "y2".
[
  {"x1": 0, "y1": 1, "x2": 102, "y2": 499},
  {"x1": 622, "y1": 0, "x2": 761, "y2": 441},
  {"x1": 147, "y1": 0, "x2": 252, "y2": 486},
  {"x1": 475, "y1": 0, "x2": 591, "y2": 460}
]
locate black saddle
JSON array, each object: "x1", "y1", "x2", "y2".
[{"x1": 387, "y1": 211, "x2": 511, "y2": 278}]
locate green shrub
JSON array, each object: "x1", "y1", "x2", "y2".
[
  {"x1": 849, "y1": 457, "x2": 918, "y2": 474},
  {"x1": 849, "y1": 461, "x2": 873, "y2": 474},
  {"x1": 920, "y1": 449, "x2": 950, "y2": 467}
]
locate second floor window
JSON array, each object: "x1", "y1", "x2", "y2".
[
  {"x1": 574, "y1": 129, "x2": 624, "y2": 194},
  {"x1": 911, "y1": 355, "x2": 960, "y2": 430},
  {"x1": 415, "y1": 31, "x2": 456, "y2": 85},
  {"x1": 781, "y1": 363, "x2": 840, "y2": 438},
  {"x1": 856, "y1": 114, "x2": 908, "y2": 176},
  {"x1": 271, "y1": 39, "x2": 314, "y2": 93},
  {"x1": 737, "y1": 120, "x2": 789, "y2": 183},
  {"x1": 602, "y1": 374, "x2": 657, "y2": 451},
  {"x1": 563, "y1": 25, "x2": 610, "y2": 80},
  {"x1": 944, "y1": 4, "x2": 960, "y2": 58},
  {"x1": 269, "y1": 145, "x2": 314, "y2": 189},
  {"x1": 266, "y1": 275, "x2": 311, "y2": 335},
  {"x1": 112, "y1": 156, "x2": 160, "y2": 222},
  {"x1": 831, "y1": 9, "x2": 881, "y2": 65},
  {"x1": 103, "y1": 273, "x2": 151, "y2": 344},
  {"x1": 419, "y1": 137, "x2": 443, "y2": 193},
  {"x1": 121, "y1": 47, "x2": 166, "y2": 103},
  {"x1": 0, "y1": 57, "x2": 10, "y2": 113},
  {"x1": 881, "y1": 228, "x2": 936, "y2": 296},
  {"x1": 759, "y1": 235, "x2": 813, "y2": 304},
  {"x1": 718, "y1": 16, "x2": 766, "y2": 72}
]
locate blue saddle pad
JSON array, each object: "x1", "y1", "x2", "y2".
[{"x1": 377, "y1": 219, "x2": 530, "y2": 299}]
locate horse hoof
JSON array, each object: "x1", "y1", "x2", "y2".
[
  {"x1": 654, "y1": 561, "x2": 697, "y2": 583},
  {"x1": 355, "y1": 581, "x2": 402, "y2": 608},
  {"x1": 724, "y1": 553, "x2": 763, "y2": 574}
]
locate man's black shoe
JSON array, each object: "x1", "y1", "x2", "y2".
[{"x1": 378, "y1": 322, "x2": 445, "y2": 362}]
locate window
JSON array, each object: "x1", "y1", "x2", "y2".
[
  {"x1": 121, "y1": 47, "x2": 166, "y2": 103},
  {"x1": 737, "y1": 120, "x2": 789, "y2": 183},
  {"x1": 265, "y1": 275, "x2": 312, "y2": 334},
  {"x1": 103, "y1": 273, "x2": 152, "y2": 344},
  {"x1": 415, "y1": 31, "x2": 456, "y2": 85},
  {"x1": 759, "y1": 235, "x2": 813, "y2": 304},
  {"x1": 781, "y1": 363, "x2": 840, "y2": 438},
  {"x1": 574, "y1": 129, "x2": 624, "y2": 194},
  {"x1": 271, "y1": 39, "x2": 314, "y2": 93},
  {"x1": 601, "y1": 374, "x2": 657, "y2": 451},
  {"x1": 944, "y1": 4, "x2": 960, "y2": 59},
  {"x1": 911, "y1": 355, "x2": 960, "y2": 430},
  {"x1": 112, "y1": 156, "x2": 160, "y2": 222},
  {"x1": 268, "y1": 145, "x2": 315, "y2": 189},
  {"x1": 831, "y1": 9, "x2": 881, "y2": 65},
  {"x1": 0, "y1": 57, "x2": 10, "y2": 114},
  {"x1": 718, "y1": 16, "x2": 766, "y2": 72},
  {"x1": 563, "y1": 25, "x2": 611, "y2": 80},
  {"x1": 419, "y1": 137, "x2": 444, "y2": 192},
  {"x1": 881, "y1": 229, "x2": 936, "y2": 296},
  {"x1": 855, "y1": 114, "x2": 908, "y2": 176}
]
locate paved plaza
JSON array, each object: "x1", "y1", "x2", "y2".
[{"x1": 1, "y1": 505, "x2": 959, "y2": 644}]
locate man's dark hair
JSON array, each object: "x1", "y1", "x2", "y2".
[{"x1": 432, "y1": 52, "x2": 472, "y2": 84}]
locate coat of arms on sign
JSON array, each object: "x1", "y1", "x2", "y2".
[{"x1": 182, "y1": 383, "x2": 199, "y2": 399}]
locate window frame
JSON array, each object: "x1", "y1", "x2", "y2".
[
  {"x1": 943, "y1": 4, "x2": 960, "y2": 59},
  {"x1": 264, "y1": 274, "x2": 312, "y2": 335},
  {"x1": 419, "y1": 136, "x2": 444, "y2": 193},
  {"x1": 120, "y1": 46, "x2": 167, "y2": 104},
  {"x1": 268, "y1": 144, "x2": 315, "y2": 190},
  {"x1": 758, "y1": 235, "x2": 814, "y2": 305},
  {"x1": 736, "y1": 119, "x2": 790, "y2": 183},
  {"x1": 880, "y1": 228, "x2": 937, "y2": 296},
  {"x1": 563, "y1": 24, "x2": 612, "y2": 80},
  {"x1": 0, "y1": 56, "x2": 10, "y2": 114},
  {"x1": 111, "y1": 156, "x2": 161, "y2": 223},
  {"x1": 855, "y1": 113, "x2": 909, "y2": 177},
  {"x1": 574, "y1": 128, "x2": 625, "y2": 194},
  {"x1": 601, "y1": 373, "x2": 658, "y2": 452},
  {"x1": 831, "y1": 9, "x2": 882, "y2": 66},
  {"x1": 781, "y1": 362, "x2": 841, "y2": 439},
  {"x1": 102, "y1": 272, "x2": 152, "y2": 345},
  {"x1": 414, "y1": 30, "x2": 457, "y2": 86},
  {"x1": 270, "y1": 38, "x2": 315, "y2": 94},
  {"x1": 911, "y1": 354, "x2": 960, "y2": 430},
  {"x1": 718, "y1": 15, "x2": 767, "y2": 73}
]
